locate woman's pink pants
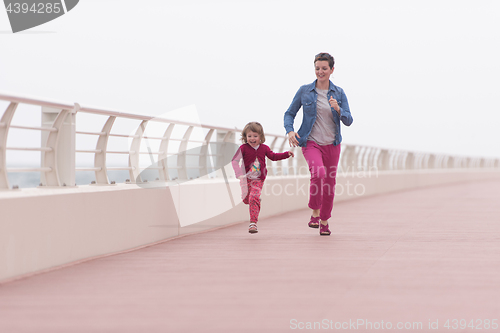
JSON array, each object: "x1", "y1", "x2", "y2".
[{"x1": 301, "y1": 140, "x2": 341, "y2": 221}]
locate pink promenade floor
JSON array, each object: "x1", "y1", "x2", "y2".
[{"x1": 1, "y1": 179, "x2": 500, "y2": 333}]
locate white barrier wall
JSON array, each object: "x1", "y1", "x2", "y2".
[
  {"x1": 2, "y1": 168, "x2": 500, "y2": 282},
  {"x1": 2, "y1": 92, "x2": 500, "y2": 283}
]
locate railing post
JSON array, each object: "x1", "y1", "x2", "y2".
[
  {"x1": 449, "y1": 156, "x2": 455, "y2": 168},
  {"x1": 426, "y1": 154, "x2": 434, "y2": 168},
  {"x1": 41, "y1": 106, "x2": 75, "y2": 187},
  {"x1": 348, "y1": 146, "x2": 359, "y2": 172},
  {"x1": 94, "y1": 116, "x2": 116, "y2": 184},
  {"x1": 177, "y1": 126, "x2": 194, "y2": 180},
  {"x1": 367, "y1": 147, "x2": 378, "y2": 171},
  {"x1": 0, "y1": 102, "x2": 18, "y2": 190},
  {"x1": 158, "y1": 123, "x2": 175, "y2": 181},
  {"x1": 395, "y1": 151, "x2": 405, "y2": 170},
  {"x1": 435, "y1": 155, "x2": 442, "y2": 168},
  {"x1": 377, "y1": 149, "x2": 390, "y2": 171},
  {"x1": 405, "y1": 152, "x2": 415, "y2": 170},
  {"x1": 129, "y1": 120, "x2": 148, "y2": 183},
  {"x1": 414, "y1": 153, "x2": 423, "y2": 169},
  {"x1": 340, "y1": 144, "x2": 355, "y2": 174},
  {"x1": 355, "y1": 146, "x2": 365, "y2": 171}
]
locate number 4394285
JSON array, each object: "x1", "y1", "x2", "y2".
[
  {"x1": 443, "y1": 319, "x2": 498, "y2": 330},
  {"x1": 6, "y1": 3, "x2": 62, "y2": 14}
]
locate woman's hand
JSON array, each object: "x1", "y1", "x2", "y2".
[
  {"x1": 238, "y1": 175, "x2": 247, "y2": 180},
  {"x1": 288, "y1": 151, "x2": 295, "y2": 157},
  {"x1": 329, "y1": 96, "x2": 340, "y2": 114},
  {"x1": 287, "y1": 131, "x2": 300, "y2": 147}
]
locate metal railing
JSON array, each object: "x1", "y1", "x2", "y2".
[{"x1": 1, "y1": 91, "x2": 499, "y2": 190}]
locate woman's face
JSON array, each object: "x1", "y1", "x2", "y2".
[
  {"x1": 246, "y1": 130, "x2": 261, "y2": 148},
  {"x1": 314, "y1": 60, "x2": 334, "y2": 85}
]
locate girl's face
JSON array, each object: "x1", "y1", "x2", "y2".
[
  {"x1": 246, "y1": 130, "x2": 261, "y2": 148},
  {"x1": 315, "y1": 60, "x2": 334, "y2": 86}
]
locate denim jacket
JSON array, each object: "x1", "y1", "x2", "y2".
[{"x1": 284, "y1": 80, "x2": 353, "y2": 147}]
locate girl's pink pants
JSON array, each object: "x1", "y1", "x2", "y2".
[{"x1": 240, "y1": 178, "x2": 264, "y2": 223}]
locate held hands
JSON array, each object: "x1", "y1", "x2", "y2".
[
  {"x1": 287, "y1": 131, "x2": 300, "y2": 147},
  {"x1": 329, "y1": 96, "x2": 340, "y2": 114}
]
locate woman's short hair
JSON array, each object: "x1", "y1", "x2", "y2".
[
  {"x1": 314, "y1": 52, "x2": 335, "y2": 69},
  {"x1": 241, "y1": 122, "x2": 266, "y2": 144}
]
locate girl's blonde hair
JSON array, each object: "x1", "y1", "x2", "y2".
[{"x1": 240, "y1": 122, "x2": 266, "y2": 144}]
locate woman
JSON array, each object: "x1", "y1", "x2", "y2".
[{"x1": 284, "y1": 52, "x2": 353, "y2": 236}]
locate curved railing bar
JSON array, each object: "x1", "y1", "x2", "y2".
[
  {"x1": 339, "y1": 144, "x2": 354, "y2": 173},
  {"x1": 94, "y1": 116, "x2": 116, "y2": 185},
  {"x1": 129, "y1": 120, "x2": 148, "y2": 183},
  {"x1": 1, "y1": 91, "x2": 500, "y2": 190},
  {"x1": 367, "y1": 147, "x2": 379, "y2": 171},
  {"x1": 177, "y1": 126, "x2": 194, "y2": 180},
  {"x1": 78, "y1": 105, "x2": 245, "y2": 134},
  {"x1": 0, "y1": 92, "x2": 74, "y2": 110},
  {"x1": 0, "y1": 102, "x2": 18, "y2": 189},
  {"x1": 158, "y1": 123, "x2": 175, "y2": 181},
  {"x1": 406, "y1": 152, "x2": 415, "y2": 170}
]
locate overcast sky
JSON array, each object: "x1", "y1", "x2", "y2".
[{"x1": 1, "y1": 0, "x2": 499, "y2": 159}]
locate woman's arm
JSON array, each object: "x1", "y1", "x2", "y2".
[
  {"x1": 338, "y1": 89, "x2": 353, "y2": 126},
  {"x1": 284, "y1": 86, "x2": 304, "y2": 146},
  {"x1": 284, "y1": 86, "x2": 303, "y2": 134},
  {"x1": 329, "y1": 89, "x2": 353, "y2": 126}
]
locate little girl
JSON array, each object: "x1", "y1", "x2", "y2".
[{"x1": 232, "y1": 122, "x2": 294, "y2": 233}]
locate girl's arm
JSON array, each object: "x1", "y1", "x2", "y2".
[
  {"x1": 231, "y1": 147, "x2": 246, "y2": 178},
  {"x1": 265, "y1": 146, "x2": 292, "y2": 161}
]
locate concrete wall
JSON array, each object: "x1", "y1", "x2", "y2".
[{"x1": 1, "y1": 168, "x2": 500, "y2": 282}]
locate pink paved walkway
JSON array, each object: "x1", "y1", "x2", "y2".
[{"x1": 1, "y1": 179, "x2": 500, "y2": 332}]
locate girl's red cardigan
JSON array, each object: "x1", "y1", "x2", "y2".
[{"x1": 231, "y1": 143, "x2": 290, "y2": 181}]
